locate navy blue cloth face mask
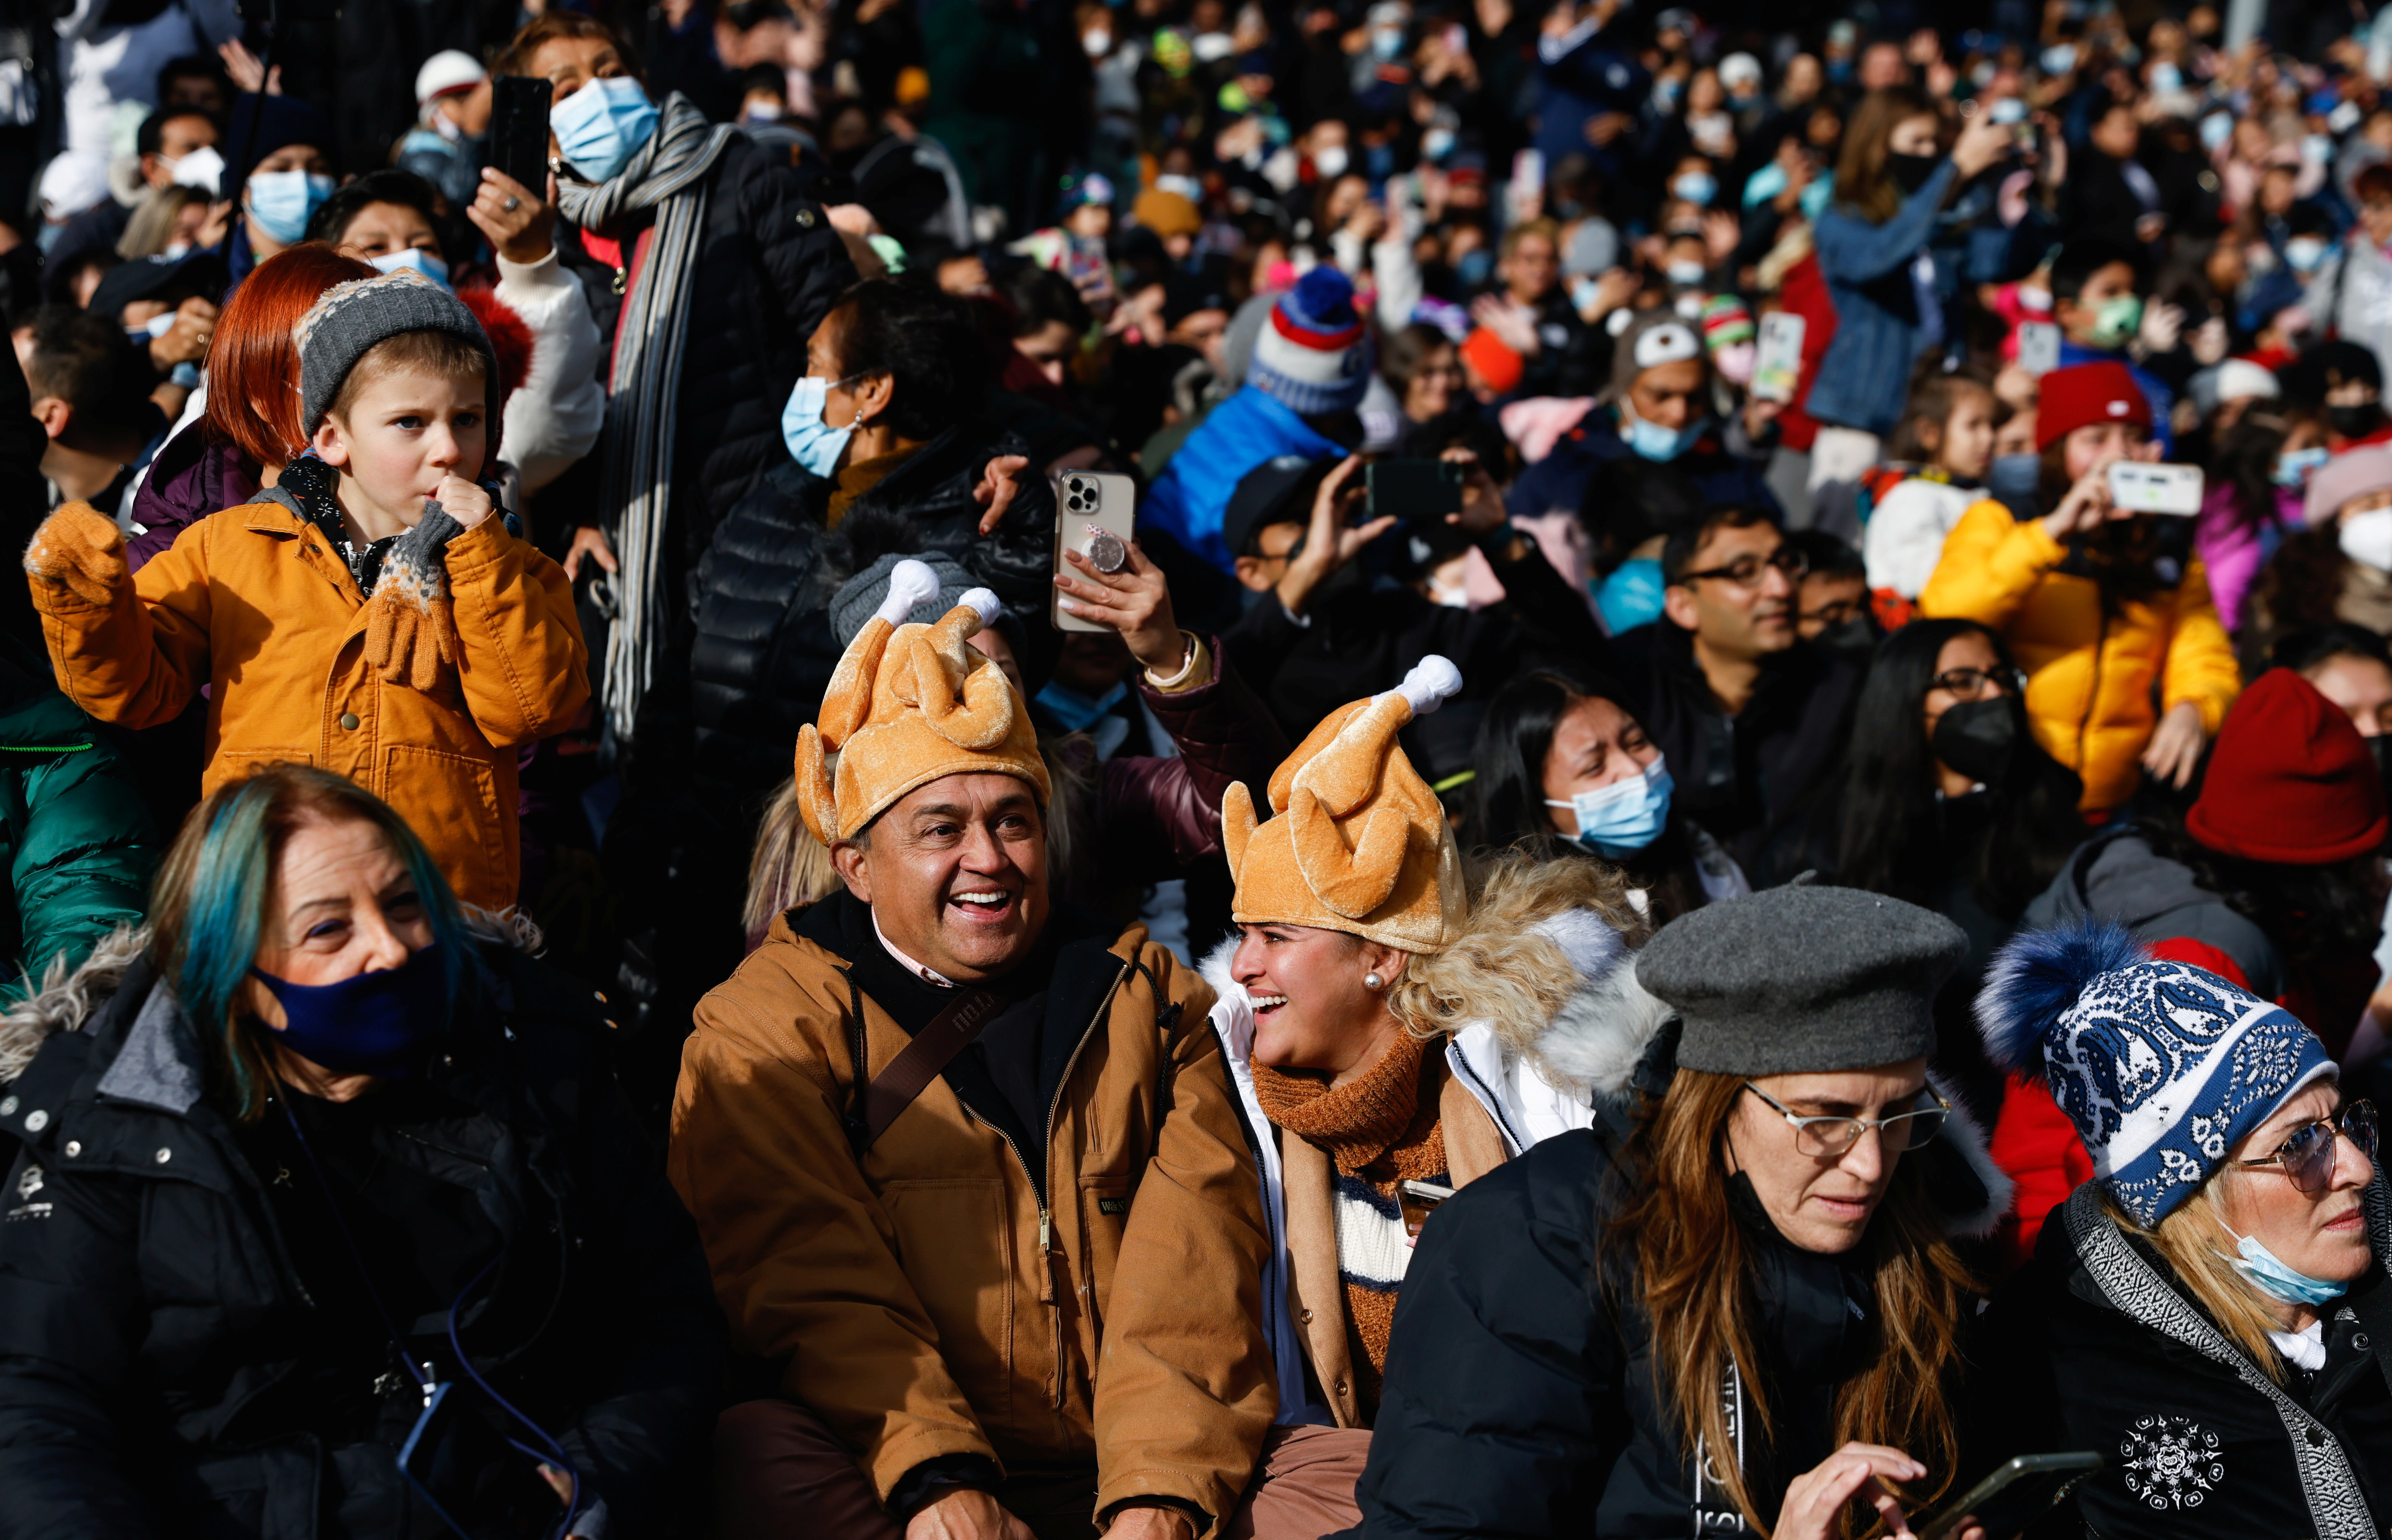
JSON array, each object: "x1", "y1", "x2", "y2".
[{"x1": 250, "y1": 943, "x2": 450, "y2": 1077}]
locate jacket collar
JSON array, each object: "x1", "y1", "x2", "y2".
[{"x1": 93, "y1": 976, "x2": 207, "y2": 1114}]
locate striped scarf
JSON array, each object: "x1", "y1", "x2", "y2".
[{"x1": 557, "y1": 92, "x2": 735, "y2": 743}]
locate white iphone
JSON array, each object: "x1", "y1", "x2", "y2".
[
  {"x1": 1053, "y1": 471, "x2": 1137, "y2": 633},
  {"x1": 2108, "y1": 461, "x2": 2205, "y2": 517}
]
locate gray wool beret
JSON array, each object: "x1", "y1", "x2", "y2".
[
  {"x1": 294, "y1": 268, "x2": 500, "y2": 440},
  {"x1": 831, "y1": 550, "x2": 983, "y2": 647},
  {"x1": 1635, "y1": 885, "x2": 1968, "y2": 1076}
]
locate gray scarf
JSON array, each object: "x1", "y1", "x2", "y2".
[{"x1": 560, "y1": 91, "x2": 736, "y2": 743}]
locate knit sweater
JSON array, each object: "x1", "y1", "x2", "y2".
[{"x1": 1253, "y1": 1027, "x2": 1449, "y2": 1417}]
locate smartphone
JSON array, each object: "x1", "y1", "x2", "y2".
[
  {"x1": 1397, "y1": 1178, "x2": 1456, "y2": 1238},
  {"x1": 1915, "y1": 1452, "x2": 2101, "y2": 1540},
  {"x1": 489, "y1": 75, "x2": 551, "y2": 199},
  {"x1": 2108, "y1": 461, "x2": 2205, "y2": 517},
  {"x1": 2016, "y1": 320, "x2": 2062, "y2": 378},
  {"x1": 1752, "y1": 311, "x2": 1805, "y2": 403},
  {"x1": 1367, "y1": 460, "x2": 1465, "y2": 521},
  {"x1": 1052, "y1": 471, "x2": 1135, "y2": 633}
]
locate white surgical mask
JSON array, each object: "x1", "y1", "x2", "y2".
[
  {"x1": 1314, "y1": 144, "x2": 1349, "y2": 178},
  {"x1": 2341, "y1": 507, "x2": 2392, "y2": 571},
  {"x1": 1083, "y1": 28, "x2": 1111, "y2": 55},
  {"x1": 164, "y1": 143, "x2": 224, "y2": 194}
]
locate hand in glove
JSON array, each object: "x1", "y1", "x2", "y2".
[
  {"x1": 363, "y1": 485, "x2": 476, "y2": 690},
  {"x1": 22, "y1": 504, "x2": 127, "y2": 609}
]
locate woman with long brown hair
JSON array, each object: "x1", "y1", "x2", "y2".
[{"x1": 1338, "y1": 884, "x2": 2014, "y2": 1539}]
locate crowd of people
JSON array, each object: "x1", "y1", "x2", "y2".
[{"x1": 9, "y1": 0, "x2": 2392, "y2": 1537}]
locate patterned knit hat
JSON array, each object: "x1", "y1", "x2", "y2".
[
  {"x1": 294, "y1": 267, "x2": 500, "y2": 443},
  {"x1": 1699, "y1": 294, "x2": 1755, "y2": 350},
  {"x1": 1978, "y1": 918, "x2": 2333, "y2": 1227},
  {"x1": 1249, "y1": 267, "x2": 1374, "y2": 416},
  {"x1": 1225, "y1": 657, "x2": 1466, "y2": 953}
]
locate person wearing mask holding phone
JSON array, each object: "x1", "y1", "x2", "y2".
[
  {"x1": 1921, "y1": 361, "x2": 2240, "y2": 815},
  {"x1": 501, "y1": 10, "x2": 856, "y2": 750},
  {"x1": 1340, "y1": 883, "x2": 2009, "y2": 1540},
  {"x1": 1804, "y1": 87, "x2": 2013, "y2": 537},
  {"x1": 0, "y1": 766, "x2": 725, "y2": 1537},
  {"x1": 1970, "y1": 919, "x2": 2392, "y2": 1540}
]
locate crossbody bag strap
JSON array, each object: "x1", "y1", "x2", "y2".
[{"x1": 858, "y1": 986, "x2": 1008, "y2": 1150}]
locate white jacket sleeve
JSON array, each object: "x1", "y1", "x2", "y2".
[
  {"x1": 1862, "y1": 479, "x2": 1968, "y2": 600},
  {"x1": 493, "y1": 249, "x2": 606, "y2": 496}
]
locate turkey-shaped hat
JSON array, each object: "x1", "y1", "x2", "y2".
[
  {"x1": 794, "y1": 559, "x2": 1051, "y2": 845},
  {"x1": 1224, "y1": 657, "x2": 1466, "y2": 953}
]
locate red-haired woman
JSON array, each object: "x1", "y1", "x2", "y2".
[{"x1": 124, "y1": 243, "x2": 375, "y2": 572}]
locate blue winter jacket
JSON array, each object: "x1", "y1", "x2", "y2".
[
  {"x1": 1142, "y1": 385, "x2": 1344, "y2": 572},
  {"x1": 1806, "y1": 160, "x2": 1961, "y2": 437}
]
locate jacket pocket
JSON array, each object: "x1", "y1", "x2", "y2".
[
  {"x1": 382, "y1": 743, "x2": 507, "y2": 881},
  {"x1": 879, "y1": 1177, "x2": 1014, "y2": 1425},
  {"x1": 207, "y1": 749, "x2": 314, "y2": 790},
  {"x1": 1078, "y1": 1179, "x2": 1130, "y2": 1341}
]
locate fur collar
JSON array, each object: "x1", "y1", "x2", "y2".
[
  {"x1": 1534, "y1": 955, "x2": 1675, "y2": 1105},
  {"x1": 1926, "y1": 1073, "x2": 2015, "y2": 1240}
]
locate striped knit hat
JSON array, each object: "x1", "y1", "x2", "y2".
[
  {"x1": 1700, "y1": 294, "x2": 1755, "y2": 351},
  {"x1": 1249, "y1": 266, "x2": 1374, "y2": 416}
]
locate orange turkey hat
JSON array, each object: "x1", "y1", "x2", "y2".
[
  {"x1": 1224, "y1": 656, "x2": 1466, "y2": 954},
  {"x1": 794, "y1": 559, "x2": 1051, "y2": 844}
]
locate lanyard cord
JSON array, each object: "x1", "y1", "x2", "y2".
[{"x1": 276, "y1": 1092, "x2": 583, "y2": 1538}]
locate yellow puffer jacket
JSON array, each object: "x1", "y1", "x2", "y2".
[{"x1": 1919, "y1": 499, "x2": 2241, "y2": 812}]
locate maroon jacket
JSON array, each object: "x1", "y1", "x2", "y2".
[{"x1": 125, "y1": 427, "x2": 257, "y2": 573}]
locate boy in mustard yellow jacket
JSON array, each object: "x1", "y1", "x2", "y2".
[{"x1": 22, "y1": 269, "x2": 587, "y2": 911}]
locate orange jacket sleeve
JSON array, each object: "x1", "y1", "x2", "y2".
[
  {"x1": 31, "y1": 510, "x2": 212, "y2": 731},
  {"x1": 1918, "y1": 500, "x2": 2066, "y2": 630},
  {"x1": 440, "y1": 518, "x2": 590, "y2": 747}
]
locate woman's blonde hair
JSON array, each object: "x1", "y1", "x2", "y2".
[
  {"x1": 2108, "y1": 1171, "x2": 2299, "y2": 1383},
  {"x1": 1614, "y1": 1068, "x2": 1979, "y2": 1532},
  {"x1": 1389, "y1": 849, "x2": 1647, "y2": 1046}
]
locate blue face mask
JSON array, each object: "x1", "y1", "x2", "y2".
[
  {"x1": 1672, "y1": 171, "x2": 1718, "y2": 207},
  {"x1": 1595, "y1": 557, "x2": 1665, "y2": 634},
  {"x1": 1455, "y1": 247, "x2": 1494, "y2": 289},
  {"x1": 247, "y1": 169, "x2": 334, "y2": 247},
  {"x1": 1621, "y1": 402, "x2": 1703, "y2": 463},
  {"x1": 781, "y1": 373, "x2": 862, "y2": 477},
  {"x1": 2200, "y1": 111, "x2": 2235, "y2": 153},
  {"x1": 552, "y1": 74, "x2": 659, "y2": 186},
  {"x1": 369, "y1": 246, "x2": 452, "y2": 290},
  {"x1": 249, "y1": 943, "x2": 450, "y2": 1078},
  {"x1": 1548, "y1": 755, "x2": 1674, "y2": 858},
  {"x1": 2275, "y1": 445, "x2": 2329, "y2": 488},
  {"x1": 2220, "y1": 1221, "x2": 2351, "y2": 1307},
  {"x1": 1035, "y1": 678, "x2": 1129, "y2": 733}
]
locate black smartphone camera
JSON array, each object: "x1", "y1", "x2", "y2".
[
  {"x1": 489, "y1": 76, "x2": 551, "y2": 200},
  {"x1": 1366, "y1": 460, "x2": 1466, "y2": 521}
]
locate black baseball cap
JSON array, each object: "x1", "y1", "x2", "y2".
[{"x1": 1223, "y1": 453, "x2": 1337, "y2": 559}]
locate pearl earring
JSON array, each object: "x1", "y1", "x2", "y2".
[{"x1": 1364, "y1": 971, "x2": 1384, "y2": 990}]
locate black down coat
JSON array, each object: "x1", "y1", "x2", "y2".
[
  {"x1": 558, "y1": 133, "x2": 859, "y2": 559},
  {"x1": 0, "y1": 932, "x2": 725, "y2": 1539},
  {"x1": 1968, "y1": 1181, "x2": 2392, "y2": 1540},
  {"x1": 1336, "y1": 1089, "x2": 2007, "y2": 1539}
]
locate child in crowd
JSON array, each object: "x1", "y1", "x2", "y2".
[
  {"x1": 1860, "y1": 371, "x2": 2001, "y2": 625},
  {"x1": 22, "y1": 268, "x2": 587, "y2": 913}
]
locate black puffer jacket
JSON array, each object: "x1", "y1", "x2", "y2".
[
  {"x1": 1969, "y1": 1182, "x2": 2392, "y2": 1540},
  {"x1": 0, "y1": 931, "x2": 725, "y2": 1539},
  {"x1": 559, "y1": 133, "x2": 859, "y2": 558},
  {"x1": 1339, "y1": 1088, "x2": 2006, "y2": 1538}
]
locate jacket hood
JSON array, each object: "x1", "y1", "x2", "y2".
[{"x1": 1530, "y1": 921, "x2": 1674, "y2": 1105}]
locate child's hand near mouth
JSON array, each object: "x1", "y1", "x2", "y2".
[{"x1": 431, "y1": 473, "x2": 494, "y2": 531}]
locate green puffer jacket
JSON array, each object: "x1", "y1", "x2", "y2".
[{"x1": 0, "y1": 653, "x2": 156, "y2": 998}]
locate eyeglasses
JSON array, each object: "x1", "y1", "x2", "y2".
[
  {"x1": 1681, "y1": 544, "x2": 1808, "y2": 589},
  {"x1": 2235, "y1": 1100, "x2": 2378, "y2": 1194},
  {"x1": 1927, "y1": 666, "x2": 2025, "y2": 700},
  {"x1": 1742, "y1": 1082, "x2": 1951, "y2": 1157}
]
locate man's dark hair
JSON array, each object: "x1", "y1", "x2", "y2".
[
  {"x1": 19, "y1": 305, "x2": 153, "y2": 439},
  {"x1": 829, "y1": 278, "x2": 993, "y2": 442},
  {"x1": 1785, "y1": 527, "x2": 1862, "y2": 581},
  {"x1": 1660, "y1": 503, "x2": 1777, "y2": 585},
  {"x1": 740, "y1": 62, "x2": 787, "y2": 101},
  {"x1": 2271, "y1": 622, "x2": 2392, "y2": 676},
  {"x1": 2051, "y1": 237, "x2": 2148, "y2": 301},
  {"x1": 1004, "y1": 266, "x2": 1093, "y2": 340},
  {"x1": 136, "y1": 106, "x2": 217, "y2": 159},
  {"x1": 306, "y1": 168, "x2": 441, "y2": 248},
  {"x1": 155, "y1": 52, "x2": 230, "y2": 104}
]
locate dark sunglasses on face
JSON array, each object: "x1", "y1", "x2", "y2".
[{"x1": 2235, "y1": 1100, "x2": 2379, "y2": 1194}]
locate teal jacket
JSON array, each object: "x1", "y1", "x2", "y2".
[{"x1": 0, "y1": 660, "x2": 156, "y2": 996}]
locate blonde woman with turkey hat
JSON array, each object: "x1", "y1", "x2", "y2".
[{"x1": 1199, "y1": 656, "x2": 1612, "y2": 1539}]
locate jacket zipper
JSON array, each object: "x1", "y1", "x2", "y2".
[{"x1": 950, "y1": 960, "x2": 1127, "y2": 1409}]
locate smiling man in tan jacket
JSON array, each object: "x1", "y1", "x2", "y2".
[{"x1": 671, "y1": 567, "x2": 1275, "y2": 1540}]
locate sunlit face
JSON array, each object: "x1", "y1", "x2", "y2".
[
  {"x1": 1502, "y1": 232, "x2": 1559, "y2": 303},
  {"x1": 335, "y1": 200, "x2": 443, "y2": 263},
  {"x1": 240, "y1": 814, "x2": 434, "y2": 1042},
  {"x1": 1936, "y1": 389, "x2": 1998, "y2": 480},
  {"x1": 2303, "y1": 652, "x2": 2392, "y2": 737},
  {"x1": 1231, "y1": 922, "x2": 1403, "y2": 1079},
  {"x1": 1726, "y1": 1060, "x2": 1929, "y2": 1254},
  {"x1": 1627, "y1": 357, "x2": 1705, "y2": 431},
  {"x1": 1662, "y1": 519, "x2": 1797, "y2": 659},
  {"x1": 311, "y1": 363, "x2": 488, "y2": 530},
  {"x1": 2214, "y1": 1080, "x2": 2375, "y2": 1292},
  {"x1": 1539, "y1": 693, "x2": 1658, "y2": 837},
  {"x1": 2061, "y1": 419, "x2": 2153, "y2": 480},
  {"x1": 1402, "y1": 342, "x2": 1460, "y2": 420},
  {"x1": 834, "y1": 773, "x2": 1050, "y2": 983},
  {"x1": 1886, "y1": 113, "x2": 1939, "y2": 157}
]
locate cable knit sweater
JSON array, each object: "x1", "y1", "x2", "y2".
[{"x1": 1253, "y1": 1027, "x2": 1449, "y2": 1417}]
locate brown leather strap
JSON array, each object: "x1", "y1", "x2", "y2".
[{"x1": 860, "y1": 988, "x2": 1007, "y2": 1148}]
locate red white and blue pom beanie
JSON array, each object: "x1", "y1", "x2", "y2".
[{"x1": 1248, "y1": 267, "x2": 1373, "y2": 417}]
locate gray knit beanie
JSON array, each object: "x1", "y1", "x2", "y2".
[
  {"x1": 1635, "y1": 885, "x2": 1968, "y2": 1076},
  {"x1": 294, "y1": 267, "x2": 500, "y2": 441},
  {"x1": 832, "y1": 550, "x2": 1028, "y2": 661}
]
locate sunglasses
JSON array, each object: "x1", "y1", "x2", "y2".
[{"x1": 2234, "y1": 1100, "x2": 2379, "y2": 1194}]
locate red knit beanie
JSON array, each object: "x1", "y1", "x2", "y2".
[
  {"x1": 2186, "y1": 669, "x2": 2389, "y2": 864},
  {"x1": 2035, "y1": 360, "x2": 2152, "y2": 451}
]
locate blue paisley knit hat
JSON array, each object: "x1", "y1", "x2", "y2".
[{"x1": 1977, "y1": 918, "x2": 2334, "y2": 1227}]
